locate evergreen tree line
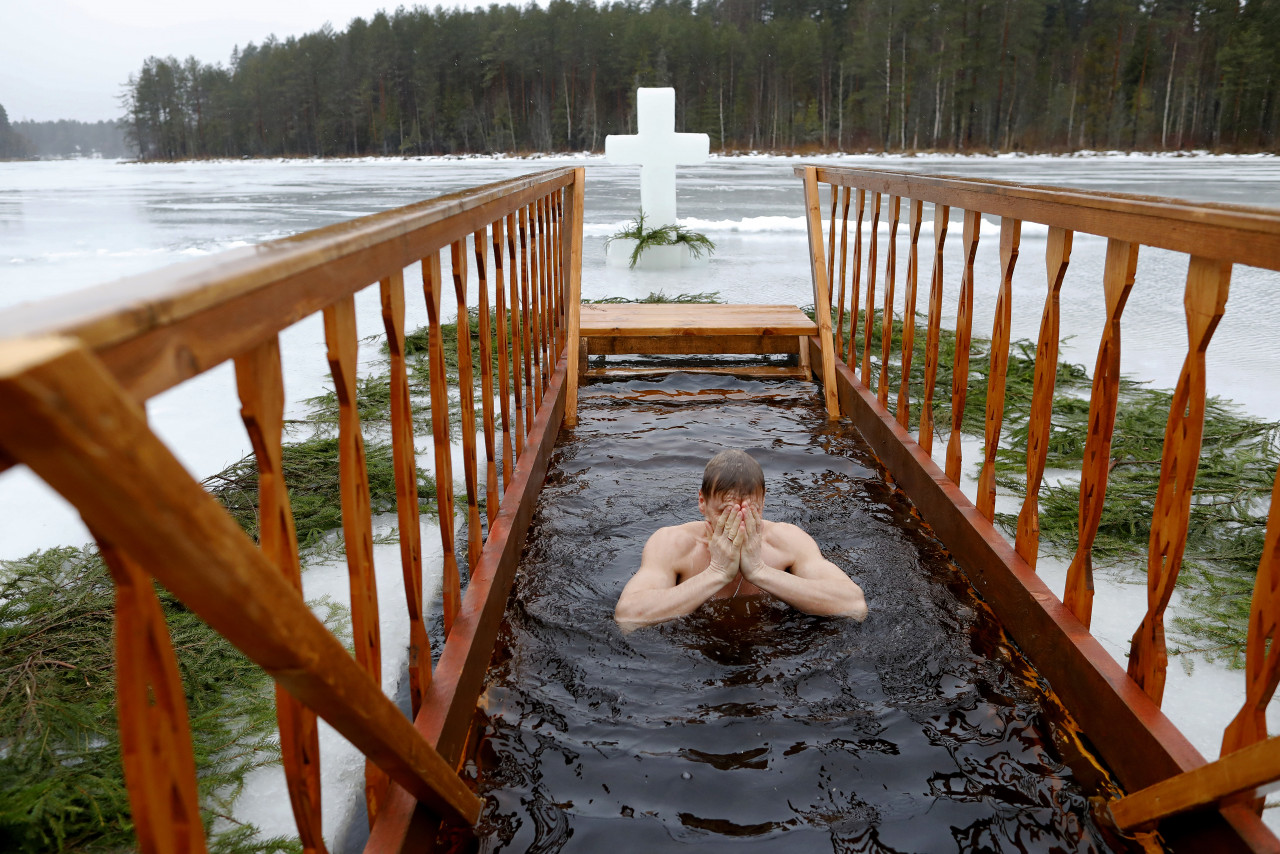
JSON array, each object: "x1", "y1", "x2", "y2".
[
  {"x1": 121, "y1": 0, "x2": 1280, "y2": 160},
  {"x1": 14, "y1": 119, "x2": 130, "y2": 158},
  {"x1": 0, "y1": 104, "x2": 33, "y2": 158}
]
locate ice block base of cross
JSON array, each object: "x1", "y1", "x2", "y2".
[{"x1": 604, "y1": 238, "x2": 710, "y2": 270}]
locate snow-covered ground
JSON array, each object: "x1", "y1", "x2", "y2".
[{"x1": 2, "y1": 152, "x2": 1279, "y2": 846}]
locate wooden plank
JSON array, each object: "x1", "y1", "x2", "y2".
[
  {"x1": 918, "y1": 203, "x2": 949, "y2": 456},
  {"x1": 0, "y1": 337, "x2": 482, "y2": 828},
  {"x1": 1111, "y1": 735, "x2": 1280, "y2": 831},
  {"x1": 945, "y1": 210, "x2": 981, "y2": 485},
  {"x1": 0, "y1": 169, "x2": 577, "y2": 405},
  {"x1": 804, "y1": 334, "x2": 1274, "y2": 852},
  {"x1": 584, "y1": 365, "x2": 809, "y2": 379},
  {"x1": 1015, "y1": 227, "x2": 1073, "y2": 571},
  {"x1": 579, "y1": 304, "x2": 818, "y2": 337},
  {"x1": 98, "y1": 535, "x2": 208, "y2": 854},
  {"x1": 379, "y1": 273, "x2": 432, "y2": 719},
  {"x1": 582, "y1": 334, "x2": 801, "y2": 356},
  {"x1": 323, "y1": 296, "x2": 388, "y2": 823},
  {"x1": 422, "y1": 254, "x2": 462, "y2": 632},
  {"x1": 1128, "y1": 256, "x2": 1232, "y2": 705},
  {"x1": 975, "y1": 218, "x2": 1021, "y2": 521},
  {"x1": 364, "y1": 359, "x2": 569, "y2": 854},
  {"x1": 235, "y1": 337, "x2": 329, "y2": 852},
  {"x1": 563, "y1": 169, "x2": 585, "y2": 428},
  {"x1": 802, "y1": 165, "x2": 1280, "y2": 272},
  {"x1": 896, "y1": 199, "x2": 924, "y2": 430},
  {"x1": 1064, "y1": 239, "x2": 1140, "y2": 627}
]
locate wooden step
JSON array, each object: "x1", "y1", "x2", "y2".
[{"x1": 579, "y1": 303, "x2": 817, "y2": 338}]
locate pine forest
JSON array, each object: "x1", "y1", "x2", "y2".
[{"x1": 120, "y1": 0, "x2": 1280, "y2": 160}]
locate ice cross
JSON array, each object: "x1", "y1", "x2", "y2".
[{"x1": 605, "y1": 88, "x2": 709, "y2": 228}]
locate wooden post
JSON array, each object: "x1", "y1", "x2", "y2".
[
  {"x1": 1014, "y1": 227, "x2": 1073, "y2": 570},
  {"x1": 492, "y1": 219, "x2": 514, "y2": 490},
  {"x1": 896, "y1": 199, "x2": 923, "y2": 430},
  {"x1": 235, "y1": 337, "x2": 330, "y2": 852},
  {"x1": 1223, "y1": 463, "x2": 1280, "y2": 813},
  {"x1": 563, "y1": 168, "x2": 585, "y2": 428},
  {"x1": 919, "y1": 203, "x2": 949, "y2": 456},
  {"x1": 1128, "y1": 256, "x2": 1232, "y2": 704},
  {"x1": 944, "y1": 209, "x2": 981, "y2": 486},
  {"x1": 451, "y1": 240, "x2": 483, "y2": 573},
  {"x1": 99, "y1": 536, "x2": 208, "y2": 854},
  {"x1": 423, "y1": 253, "x2": 462, "y2": 631},
  {"x1": 878, "y1": 195, "x2": 900, "y2": 407},
  {"x1": 800, "y1": 167, "x2": 840, "y2": 418},
  {"x1": 323, "y1": 296, "x2": 387, "y2": 823},
  {"x1": 1063, "y1": 239, "x2": 1139, "y2": 627},
  {"x1": 975, "y1": 217, "x2": 1021, "y2": 521},
  {"x1": 861, "y1": 192, "x2": 881, "y2": 387},
  {"x1": 473, "y1": 230, "x2": 500, "y2": 529}
]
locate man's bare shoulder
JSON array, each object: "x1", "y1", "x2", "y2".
[
  {"x1": 644, "y1": 521, "x2": 704, "y2": 553},
  {"x1": 761, "y1": 519, "x2": 817, "y2": 548}
]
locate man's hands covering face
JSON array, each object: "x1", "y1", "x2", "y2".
[
  {"x1": 738, "y1": 499, "x2": 767, "y2": 581},
  {"x1": 705, "y1": 504, "x2": 744, "y2": 582}
]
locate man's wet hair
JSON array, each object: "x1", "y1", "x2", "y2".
[{"x1": 701, "y1": 449, "x2": 765, "y2": 499}]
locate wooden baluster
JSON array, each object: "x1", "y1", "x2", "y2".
[
  {"x1": 98, "y1": 537, "x2": 207, "y2": 854},
  {"x1": 896, "y1": 199, "x2": 924, "y2": 430},
  {"x1": 322, "y1": 296, "x2": 387, "y2": 824},
  {"x1": 847, "y1": 189, "x2": 865, "y2": 370},
  {"x1": 919, "y1": 204, "x2": 949, "y2": 455},
  {"x1": 377, "y1": 273, "x2": 432, "y2": 719},
  {"x1": 878, "y1": 195, "x2": 900, "y2": 407},
  {"x1": 422, "y1": 253, "x2": 461, "y2": 631},
  {"x1": 473, "y1": 229, "x2": 499, "y2": 529},
  {"x1": 235, "y1": 338, "x2": 329, "y2": 852},
  {"x1": 451, "y1": 241, "x2": 483, "y2": 573},
  {"x1": 1223, "y1": 463, "x2": 1280, "y2": 814},
  {"x1": 944, "y1": 210, "x2": 982, "y2": 485},
  {"x1": 532, "y1": 197, "x2": 546, "y2": 391},
  {"x1": 553, "y1": 189, "x2": 565, "y2": 352},
  {"x1": 835, "y1": 187, "x2": 851, "y2": 361},
  {"x1": 521, "y1": 205, "x2": 543, "y2": 409},
  {"x1": 492, "y1": 219, "x2": 514, "y2": 489},
  {"x1": 975, "y1": 218, "x2": 1022, "y2": 521},
  {"x1": 861, "y1": 192, "x2": 881, "y2": 387},
  {"x1": 1062, "y1": 239, "x2": 1140, "y2": 627},
  {"x1": 543, "y1": 197, "x2": 555, "y2": 370},
  {"x1": 1128, "y1": 256, "x2": 1232, "y2": 705},
  {"x1": 508, "y1": 212, "x2": 529, "y2": 450},
  {"x1": 1015, "y1": 227, "x2": 1073, "y2": 570},
  {"x1": 827, "y1": 183, "x2": 838, "y2": 343},
  {"x1": 563, "y1": 169, "x2": 586, "y2": 428}
]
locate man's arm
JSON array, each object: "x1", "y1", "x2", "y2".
[
  {"x1": 615, "y1": 509, "x2": 741, "y2": 629},
  {"x1": 740, "y1": 506, "x2": 867, "y2": 620}
]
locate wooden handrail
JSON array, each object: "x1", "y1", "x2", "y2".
[
  {"x1": 797, "y1": 164, "x2": 1280, "y2": 848},
  {"x1": 0, "y1": 167, "x2": 586, "y2": 852}
]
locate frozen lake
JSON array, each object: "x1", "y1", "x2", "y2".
[{"x1": 3, "y1": 152, "x2": 1279, "y2": 847}]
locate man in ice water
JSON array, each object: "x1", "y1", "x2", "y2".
[{"x1": 615, "y1": 449, "x2": 868, "y2": 628}]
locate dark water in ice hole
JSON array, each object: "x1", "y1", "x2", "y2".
[{"x1": 437, "y1": 372, "x2": 1138, "y2": 854}]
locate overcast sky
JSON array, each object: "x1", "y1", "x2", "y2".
[{"x1": 2, "y1": 1, "x2": 486, "y2": 123}]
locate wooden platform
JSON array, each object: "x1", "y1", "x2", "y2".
[{"x1": 577, "y1": 303, "x2": 818, "y2": 378}]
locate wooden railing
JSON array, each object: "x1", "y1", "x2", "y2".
[
  {"x1": 799, "y1": 165, "x2": 1280, "y2": 847},
  {"x1": 0, "y1": 167, "x2": 585, "y2": 853}
]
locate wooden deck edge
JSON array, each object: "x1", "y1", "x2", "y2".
[
  {"x1": 365, "y1": 358, "x2": 569, "y2": 854},
  {"x1": 805, "y1": 335, "x2": 1280, "y2": 853}
]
